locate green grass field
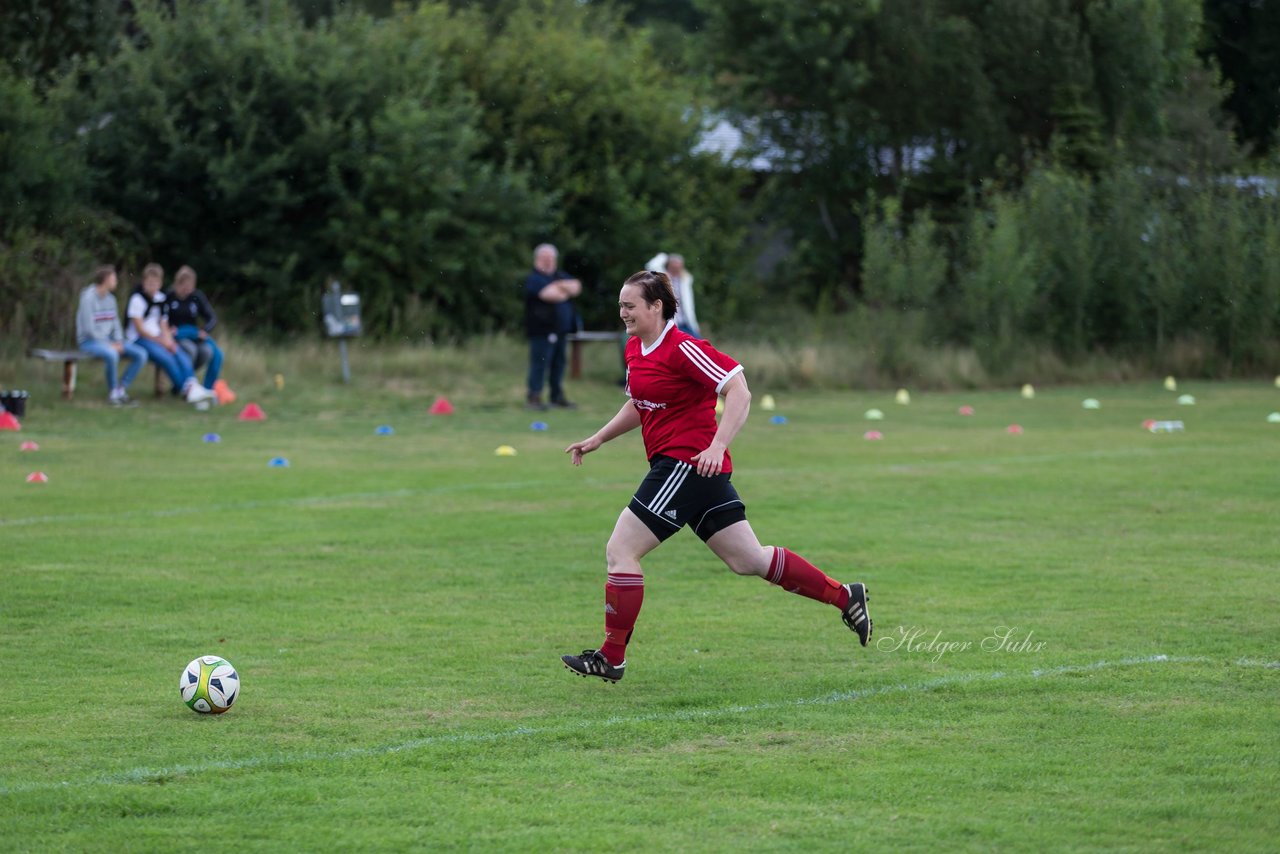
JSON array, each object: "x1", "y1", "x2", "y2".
[{"x1": 2, "y1": 372, "x2": 1278, "y2": 851}]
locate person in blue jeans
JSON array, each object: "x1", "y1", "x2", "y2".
[
  {"x1": 75, "y1": 265, "x2": 148, "y2": 406},
  {"x1": 125, "y1": 264, "x2": 215, "y2": 405},
  {"x1": 165, "y1": 265, "x2": 223, "y2": 389},
  {"x1": 522, "y1": 243, "x2": 582, "y2": 410}
]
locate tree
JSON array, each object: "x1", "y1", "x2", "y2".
[
  {"x1": 0, "y1": 0, "x2": 123, "y2": 89},
  {"x1": 1202, "y1": 0, "x2": 1280, "y2": 156},
  {"x1": 432, "y1": 0, "x2": 749, "y2": 328},
  {"x1": 58, "y1": 0, "x2": 547, "y2": 337}
]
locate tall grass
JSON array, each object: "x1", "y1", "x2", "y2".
[{"x1": 11, "y1": 320, "x2": 1269, "y2": 409}]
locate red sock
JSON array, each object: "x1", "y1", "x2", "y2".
[
  {"x1": 766, "y1": 547, "x2": 849, "y2": 609},
  {"x1": 600, "y1": 573, "x2": 644, "y2": 665}
]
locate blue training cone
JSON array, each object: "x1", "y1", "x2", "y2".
[
  {"x1": 202, "y1": 433, "x2": 221, "y2": 443},
  {"x1": 530, "y1": 421, "x2": 548, "y2": 431},
  {"x1": 268, "y1": 457, "x2": 290, "y2": 467},
  {"x1": 770, "y1": 415, "x2": 788, "y2": 425},
  {"x1": 375, "y1": 425, "x2": 395, "y2": 436}
]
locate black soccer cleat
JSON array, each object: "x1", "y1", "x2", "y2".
[
  {"x1": 561, "y1": 649, "x2": 625, "y2": 683},
  {"x1": 841, "y1": 583, "x2": 873, "y2": 646}
]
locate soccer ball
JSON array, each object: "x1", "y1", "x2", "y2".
[{"x1": 180, "y1": 655, "x2": 240, "y2": 714}]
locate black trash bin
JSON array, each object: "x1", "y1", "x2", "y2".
[{"x1": 0, "y1": 390, "x2": 29, "y2": 417}]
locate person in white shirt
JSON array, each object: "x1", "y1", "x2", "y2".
[
  {"x1": 125, "y1": 263, "x2": 215, "y2": 405},
  {"x1": 645, "y1": 252, "x2": 700, "y2": 338}
]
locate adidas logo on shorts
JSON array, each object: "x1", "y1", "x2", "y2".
[{"x1": 664, "y1": 509, "x2": 678, "y2": 519}]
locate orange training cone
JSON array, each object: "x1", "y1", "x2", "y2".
[
  {"x1": 429, "y1": 397, "x2": 455, "y2": 415},
  {"x1": 238, "y1": 403, "x2": 266, "y2": 421},
  {"x1": 214, "y1": 380, "x2": 237, "y2": 405},
  {"x1": 0, "y1": 411, "x2": 20, "y2": 431}
]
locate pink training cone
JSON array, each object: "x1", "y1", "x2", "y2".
[
  {"x1": 0, "y1": 411, "x2": 20, "y2": 431},
  {"x1": 26, "y1": 471, "x2": 48, "y2": 483},
  {"x1": 20, "y1": 441, "x2": 39, "y2": 451},
  {"x1": 863, "y1": 430, "x2": 883, "y2": 440},
  {"x1": 238, "y1": 403, "x2": 266, "y2": 421},
  {"x1": 1006, "y1": 424, "x2": 1024, "y2": 435},
  {"x1": 959, "y1": 405, "x2": 974, "y2": 416},
  {"x1": 429, "y1": 397, "x2": 455, "y2": 415}
]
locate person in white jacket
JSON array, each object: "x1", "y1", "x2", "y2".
[{"x1": 645, "y1": 252, "x2": 700, "y2": 338}]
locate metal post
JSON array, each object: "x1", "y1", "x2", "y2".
[{"x1": 329, "y1": 280, "x2": 351, "y2": 383}]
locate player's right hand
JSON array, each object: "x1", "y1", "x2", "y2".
[{"x1": 565, "y1": 436, "x2": 601, "y2": 466}]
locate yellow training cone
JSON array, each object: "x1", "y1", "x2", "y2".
[
  {"x1": 895, "y1": 388, "x2": 911, "y2": 405},
  {"x1": 761, "y1": 394, "x2": 776, "y2": 411},
  {"x1": 274, "y1": 373, "x2": 285, "y2": 390},
  {"x1": 494, "y1": 445, "x2": 517, "y2": 456},
  {"x1": 1021, "y1": 384, "x2": 1035, "y2": 399},
  {"x1": 1163, "y1": 376, "x2": 1177, "y2": 392}
]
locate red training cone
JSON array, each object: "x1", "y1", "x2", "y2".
[
  {"x1": 26, "y1": 471, "x2": 48, "y2": 483},
  {"x1": 20, "y1": 441, "x2": 39, "y2": 451},
  {"x1": 429, "y1": 397, "x2": 455, "y2": 415},
  {"x1": 238, "y1": 403, "x2": 266, "y2": 421},
  {"x1": 0, "y1": 411, "x2": 20, "y2": 431}
]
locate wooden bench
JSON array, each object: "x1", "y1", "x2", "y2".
[
  {"x1": 29, "y1": 348, "x2": 166, "y2": 400},
  {"x1": 566, "y1": 330, "x2": 623, "y2": 379}
]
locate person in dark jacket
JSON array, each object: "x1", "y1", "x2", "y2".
[
  {"x1": 165, "y1": 266, "x2": 225, "y2": 392},
  {"x1": 522, "y1": 243, "x2": 582, "y2": 410}
]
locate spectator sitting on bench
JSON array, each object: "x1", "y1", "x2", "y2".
[
  {"x1": 76, "y1": 264, "x2": 148, "y2": 407},
  {"x1": 165, "y1": 265, "x2": 233, "y2": 403},
  {"x1": 126, "y1": 263, "x2": 215, "y2": 405}
]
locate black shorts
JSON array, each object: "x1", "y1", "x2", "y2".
[{"x1": 628, "y1": 455, "x2": 747, "y2": 543}]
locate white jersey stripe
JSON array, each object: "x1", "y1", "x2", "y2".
[
  {"x1": 715, "y1": 363, "x2": 744, "y2": 395},
  {"x1": 648, "y1": 462, "x2": 690, "y2": 516},
  {"x1": 679, "y1": 341, "x2": 729, "y2": 384}
]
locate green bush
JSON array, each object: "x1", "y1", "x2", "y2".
[
  {"x1": 955, "y1": 194, "x2": 1040, "y2": 371},
  {"x1": 44, "y1": 0, "x2": 749, "y2": 340},
  {"x1": 55, "y1": 0, "x2": 549, "y2": 339}
]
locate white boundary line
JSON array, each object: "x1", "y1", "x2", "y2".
[{"x1": 2, "y1": 654, "x2": 1274, "y2": 796}]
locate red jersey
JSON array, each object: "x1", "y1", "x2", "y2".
[{"x1": 625, "y1": 320, "x2": 744, "y2": 471}]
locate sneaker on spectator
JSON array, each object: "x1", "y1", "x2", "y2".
[{"x1": 184, "y1": 382, "x2": 215, "y2": 404}]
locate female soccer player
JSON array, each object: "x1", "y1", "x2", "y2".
[{"x1": 561, "y1": 270, "x2": 872, "y2": 683}]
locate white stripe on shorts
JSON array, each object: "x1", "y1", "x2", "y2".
[{"x1": 648, "y1": 461, "x2": 691, "y2": 518}]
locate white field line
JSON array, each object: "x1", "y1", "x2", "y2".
[{"x1": 2, "y1": 654, "x2": 1274, "y2": 796}]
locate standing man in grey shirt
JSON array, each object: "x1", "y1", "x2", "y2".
[{"x1": 76, "y1": 264, "x2": 148, "y2": 405}]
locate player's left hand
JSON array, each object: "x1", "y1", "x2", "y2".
[{"x1": 692, "y1": 441, "x2": 727, "y2": 477}]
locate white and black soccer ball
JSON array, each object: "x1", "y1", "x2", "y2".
[{"x1": 180, "y1": 655, "x2": 240, "y2": 714}]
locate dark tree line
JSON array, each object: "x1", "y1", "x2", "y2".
[{"x1": 2, "y1": 0, "x2": 1278, "y2": 374}]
